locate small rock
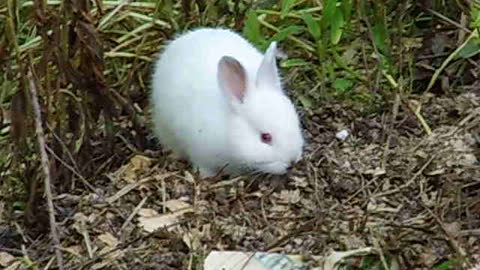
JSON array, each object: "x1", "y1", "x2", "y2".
[{"x1": 336, "y1": 129, "x2": 350, "y2": 141}]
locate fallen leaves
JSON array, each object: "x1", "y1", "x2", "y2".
[
  {"x1": 1, "y1": 90, "x2": 478, "y2": 270},
  {"x1": 137, "y1": 200, "x2": 194, "y2": 233},
  {"x1": 0, "y1": 252, "x2": 15, "y2": 267}
]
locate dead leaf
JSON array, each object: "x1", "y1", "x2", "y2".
[
  {"x1": 138, "y1": 208, "x2": 159, "y2": 217},
  {"x1": 289, "y1": 176, "x2": 308, "y2": 188},
  {"x1": 0, "y1": 252, "x2": 15, "y2": 267},
  {"x1": 73, "y1": 212, "x2": 91, "y2": 234},
  {"x1": 62, "y1": 246, "x2": 83, "y2": 258},
  {"x1": 275, "y1": 189, "x2": 301, "y2": 204},
  {"x1": 91, "y1": 261, "x2": 109, "y2": 270},
  {"x1": 364, "y1": 167, "x2": 386, "y2": 176},
  {"x1": 270, "y1": 205, "x2": 288, "y2": 212},
  {"x1": 184, "y1": 170, "x2": 196, "y2": 183},
  {"x1": 416, "y1": 247, "x2": 439, "y2": 268},
  {"x1": 182, "y1": 229, "x2": 201, "y2": 250},
  {"x1": 138, "y1": 207, "x2": 188, "y2": 232},
  {"x1": 4, "y1": 261, "x2": 21, "y2": 270},
  {"x1": 105, "y1": 177, "x2": 154, "y2": 204},
  {"x1": 444, "y1": 222, "x2": 461, "y2": 238},
  {"x1": 130, "y1": 155, "x2": 152, "y2": 171},
  {"x1": 426, "y1": 168, "x2": 445, "y2": 176},
  {"x1": 98, "y1": 232, "x2": 119, "y2": 248},
  {"x1": 421, "y1": 191, "x2": 437, "y2": 208},
  {"x1": 112, "y1": 155, "x2": 153, "y2": 183},
  {"x1": 163, "y1": 199, "x2": 193, "y2": 213},
  {"x1": 138, "y1": 213, "x2": 181, "y2": 233}
]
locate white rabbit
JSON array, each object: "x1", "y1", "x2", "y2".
[{"x1": 150, "y1": 28, "x2": 304, "y2": 177}]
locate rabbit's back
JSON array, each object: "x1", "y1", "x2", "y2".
[
  {"x1": 154, "y1": 28, "x2": 263, "y2": 90},
  {"x1": 151, "y1": 28, "x2": 262, "y2": 168}
]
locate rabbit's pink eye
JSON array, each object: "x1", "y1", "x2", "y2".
[{"x1": 261, "y1": 133, "x2": 272, "y2": 144}]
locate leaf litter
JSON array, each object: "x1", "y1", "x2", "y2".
[{"x1": 2, "y1": 90, "x2": 476, "y2": 269}]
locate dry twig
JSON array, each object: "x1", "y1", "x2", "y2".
[{"x1": 27, "y1": 71, "x2": 64, "y2": 270}]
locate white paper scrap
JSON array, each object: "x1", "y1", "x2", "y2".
[{"x1": 204, "y1": 251, "x2": 306, "y2": 270}]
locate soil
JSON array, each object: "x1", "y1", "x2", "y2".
[{"x1": 2, "y1": 89, "x2": 478, "y2": 269}]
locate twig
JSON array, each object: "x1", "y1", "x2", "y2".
[
  {"x1": 105, "y1": 176, "x2": 153, "y2": 204},
  {"x1": 266, "y1": 218, "x2": 319, "y2": 251},
  {"x1": 382, "y1": 94, "x2": 401, "y2": 169},
  {"x1": 370, "y1": 228, "x2": 390, "y2": 270},
  {"x1": 105, "y1": 172, "x2": 176, "y2": 204},
  {"x1": 119, "y1": 196, "x2": 148, "y2": 234},
  {"x1": 21, "y1": 244, "x2": 37, "y2": 269},
  {"x1": 406, "y1": 99, "x2": 433, "y2": 136},
  {"x1": 422, "y1": 203, "x2": 471, "y2": 267},
  {"x1": 426, "y1": 8, "x2": 472, "y2": 33},
  {"x1": 331, "y1": 176, "x2": 379, "y2": 211},
  {"x1": 373, "y1": 155, "x2": 436, "y2": 198},
  {"x1": 45, "y1": 145, "x2": 96, "y2": 192},
  {"x1": 0, "y1": 247, "x2": 23, "y2": 255},
  {"x1": 76, "y1": 220, "x2": 188, "y2": 270},
  {"x1": 27, "y1": 71, "x2": 64, "y2": 270},
  {"x1": 80, "y1": 217, "x2": 94, "y2": 259},
  {"x1": 46, "y1": 122, "x2": 84, "y2": 174},
  {"x1": 459, "y1": 229, "x2": 480, "y2": 237},
  {"x1": 452, "y1": 107, "x2": 480, "y2": 134}
]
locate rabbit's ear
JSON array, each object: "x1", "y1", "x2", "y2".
[
  {"x1": 218, "y1": 56, "x2": 247, "y2": 102},
  {"x1": 256, "y1": 42, "x2": 281, "y2": 91}
]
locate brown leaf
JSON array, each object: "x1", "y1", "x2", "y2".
[
  {"x1": 98, "y1": 232, "x2": 119, "y2": 248},
  {"x1": 0, "y1": 252, "x2": 15, "y2": 267}
]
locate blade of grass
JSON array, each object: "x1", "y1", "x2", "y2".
[
  {"x1": 104, "y1": 51, "x2": 152, "y2": 62},
  {"x1": 302, "y1": 12, "x2": 321, "y2": 41},
  {"x1": 127, "y1": 11, "x2": 170, "y2": 28},
  {"x1": 258, "y1": 15, "x2": 315, "y2": 52},
  {"x1": 425, "y1": 29, "x2": 477, "y2": 92},
  {"x1": 21, "y1": 0, "x2": 156, "y2": 9},
  {"x1": 243, "y1": 9, "x2": 263, "y2": 45},
  {"x1": 258, "y1": 6, "x2": 323, "y2": 18},
  {"x1": 98, "y1": 0, "x2": 129, "y2": 29},
  {"x1": 115, "y1": 23, "x2": 154, "y2": 43},
  {"x1": 281, "y1": 0, "x2": 297, "y2": 18}
]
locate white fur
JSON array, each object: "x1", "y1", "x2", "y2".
[{"x1": 150, "y1": 28, "x2": 304, "y2": 177}]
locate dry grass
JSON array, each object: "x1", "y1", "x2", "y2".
[{"x1": 1, "y1": 0, "x2": 480, "y2": 269}]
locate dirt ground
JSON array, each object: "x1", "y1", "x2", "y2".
[{"x1": 2, "y1": 88, "x2": 479, "y2": 269}]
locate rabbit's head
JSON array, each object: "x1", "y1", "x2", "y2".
[{"x1": 218, "y1": 42, "x2": 304, "y2": 174}]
